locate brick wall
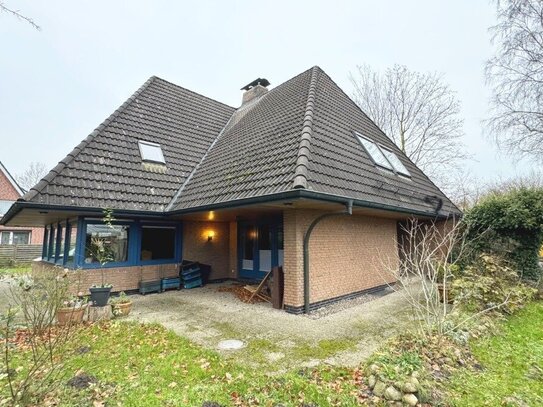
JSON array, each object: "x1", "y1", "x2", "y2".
[
  {"x1": 0, "y1": 170, "x2": 20, "y2": 200},
  {"x1": 283, "y1": 209, "x2": 398, "y2": 308},
  {"x1": 0, "y1": 225, "x2": 44, "y2": 244},
  {"x1": 182, "y1": 220, "x2": 232, "y2": 280},
  {"x1": 32, "y1": 261, "x2": 179, "y2": 293}
]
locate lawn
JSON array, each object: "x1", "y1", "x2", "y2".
[
  {"x1": 6, "y1": 321, "x2": 367, "y2": 407},
  {"x1": 0, "y1": 265, "x2": 31, "y2": 277},
  {"x1": 447, "y1": 301, "x2": 543, "y2": 406}
]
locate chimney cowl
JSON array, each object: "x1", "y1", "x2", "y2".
[{"x1": 241, "y1": 78, "x2": 270, "y2": 105}]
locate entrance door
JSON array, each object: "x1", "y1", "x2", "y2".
[{"x1": 238, "y1": 220, "x2": 283, "y2": 280}]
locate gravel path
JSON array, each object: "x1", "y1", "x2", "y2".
[{"x1": 127, "y1": 282, "x2": 415, "y2": 370}]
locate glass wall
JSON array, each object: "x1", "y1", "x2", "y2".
[{"x1": 84, "y1": 224, "x2": 130, "y2": 264}]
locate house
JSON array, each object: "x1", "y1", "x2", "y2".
[
  {"x1": 0, "y1": 161, "x2": 43, "y2": 246},
  {"x1": 0, "y1": 66, "x2": 460, "y2": 313}
]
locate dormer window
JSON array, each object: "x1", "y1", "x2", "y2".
[{"x1": 138, "y1": 140, "x2": 165, "y2": 164}]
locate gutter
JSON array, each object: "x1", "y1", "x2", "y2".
[
  {"x1": 0, "y1": 189, "x2": 458, "y2": 226},
  {"x1": 302, "y1": 200, "x2": 353, "y2": 314}
]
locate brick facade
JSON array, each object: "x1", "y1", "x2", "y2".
[
  {"x1": 0, "y1": 169, "x2": 20, "y2": 200},
  {"x1": 283, "y1": 209, "x2": 398, "y2": 309},
  {"x1": 32, "y1": 261, "x2": 179, "y2": 293},
  {"x1": 0, "y1": 225, "x2": 44, "y2": 244},
  {"x1": 0, "y1": 164, "x2": 44, "y2": 245},
  {"x1": 182, "y1": 220, "x2": 234, "y2": 280}
]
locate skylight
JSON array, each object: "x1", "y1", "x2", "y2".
[
  {"x1": 380, "y1": 147, "x2": 411, "y2": 177},
  {"x1": 356, "y1": 134, "x2": 393, "y2": 170},
  {"x1": 138, "y1": 140, "x2": 165, "y2": 164}
]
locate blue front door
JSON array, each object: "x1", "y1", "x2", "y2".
[{"x1": 238, "y1": 221, "x2": 283, "y2": 280}]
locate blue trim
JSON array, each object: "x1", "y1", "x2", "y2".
[
  {"x1": 42, "y1": 226, "x2": 49, "y2": 259},
  {"x1": 238, "y1": 216, "x2": 282, "y2": 280},
  {"x1": 75, "y1": 218, "x2": 182, "y2": 269}
]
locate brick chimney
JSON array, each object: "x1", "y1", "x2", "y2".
[{"x1": 241, "y1": 78, "x2": 270, "y2": 105}]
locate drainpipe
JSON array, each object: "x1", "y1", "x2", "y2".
[{"x1": 303, "y1": 200, "x2": 353, "y2": 314}]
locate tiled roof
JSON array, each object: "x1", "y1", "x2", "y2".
[
  {"x1": 169, "y1": 67, "x2": 458, "y2": 215},
  {"x1": 22, "y1": 77, "x2": 235, "y2": 211},
  {"x1": 16, "y1": 66, "x2": 459, "y2": 218}
]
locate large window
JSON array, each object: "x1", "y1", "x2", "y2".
[
  {"x1": 0, "y1": 231, "x2": 30, "y2": 245},
  {"x1": 66, "y1": 222, "x2": 78, "y2": 264},
  {"x1": 56, "y1": 225, "x2": 65, "y2": 264},
  {"x1": 84, "y1": 224, "x2": 130, "y2": 264},
  {"x1": 140, "y1": 226, "x2": 176, "y2": 261},
  {"x1": 48, "y1": 225, "x2": 56, "y2": 261}
]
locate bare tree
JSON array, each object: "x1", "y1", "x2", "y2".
[
  {"x1": 0, "y1": 1, "x2": 40, "y2": 30},
  {"x1": 16, "y1": 162, "x2": 48, "y2": 192},
  {"x1": 486, "y1": 0, "x2": 543, "y2": 161},
  {"x1": 349, "y1": 64, "x2": 468, "y2": 184}
]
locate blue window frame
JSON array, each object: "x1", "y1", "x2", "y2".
[
  {"x1": 42, "y1": 226, "x2": 49, "y2": 259},
  {"x1": 55, "y1": 224, "x2": 65, "y2": 265},
  {"x1": 47, "y1": 225, "x2": 56, "y2": 261},
  {"x1": 74, "y1": 219, "x2": 182, "y2": 269}
]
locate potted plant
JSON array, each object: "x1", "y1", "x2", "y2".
[
  {"x1": 110, "y1": 291, "x2": 132, "y2": 317},
  {"x1": 57, "y1": 295, "x2": 87, "y2": 325},
  {"x1": 88, "y1": 234, "x2": 114, "y2": 306}
]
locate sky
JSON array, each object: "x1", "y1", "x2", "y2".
[{"x1": 0, "y1": 0, "x2": 538, "y2": 186}]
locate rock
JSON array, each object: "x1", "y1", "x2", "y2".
[
  {"x1": 373, "y1": 381, "x2": 386, "y2": 397},
  {"x1": 402, "y1": 381, "x2": 418, "y2": 393},
  {"x1": 384, "y1": 386, "x2": 402, "y2": 401},
  {"x1": 369, "y1": 364, "x2": 380, "y2": 373},
  {"x1": 403, "y1": 393, "x2": 418, "y2": 406},
  {"x1": 410, "y1": 377, "x2": 420, "y2": 388},
  {"x1": 368, "y1": 375, "x2": 376, "y2": 389},
  {"x1": 411, "y1": 371, "x2": 420, "y2": 378}
]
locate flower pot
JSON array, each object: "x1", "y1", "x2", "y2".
[
  {"x1": 89, "y1": 286, "x2": 112, "y2": 306},
  {"x1": 57, "y1": 306, "x2": 85, "y2": 325},
  {"x1": 112, "y1": 302, "x2": 132, "y2": 317}
]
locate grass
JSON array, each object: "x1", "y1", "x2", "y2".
[
  {"x1": 2, "y1": 321, "x2": 366, "y2": 406},
  {"x1": 0, "y1": 265, "x2": 31, "y2": 277},
  {"x1": 447, "y1": 301, "x2": 543, "y2": 406}
]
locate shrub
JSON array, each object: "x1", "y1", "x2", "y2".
[
  {"x1": 452, "y1": 254, "x2": 536, "y2": 315},
  {"x1": 462, "y1": 187, "x2": 543, "y2": 280}
]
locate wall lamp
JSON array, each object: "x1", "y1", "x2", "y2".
[{"x1": 207, "y1": 230, "x2": 215, "y2": 242}]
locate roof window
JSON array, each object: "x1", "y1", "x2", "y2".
[
  {"x1": 379, "y1": 146, "x2": 411, "y2": 177},
  {"x1": 138, "y1": 140, "x2": 165, "y2": 164},
  {"x1": 356, "y1": 134, "x2": 393, "y2": 170},
  {"x1": 355, "y1": 133, "x2": 411, "y2": 177}
]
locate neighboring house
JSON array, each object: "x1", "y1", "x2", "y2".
[
  {"x1": 0, "y1": 161, "x2": 43, "y2": 246},
  {"x1": 1, "y1": 66, "x2": 460, "y2": 313}
]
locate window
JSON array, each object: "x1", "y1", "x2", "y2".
[
  {"x1": 0, "y1": 231, "x2": 30, "y2": 245},
  {"x1": 356, "y1": 134, "x2": 393, "y2": 170},
  {"x1": 55, "y1": 225, "x2": 65, "y2": 263},
  {"x1": 138, "y1": 140, "x2": 165, "y2": 164},
  {"x1": 42, "y1": 227, "x2": 49, "y2": 258},
  {"x1": 84, "y1": 224, "x2": 130, "y2": 264},
  {"x1": 66, "y1": 222, "x2": 78, "y2": 264},
  {"x1": 380, "y1": 147, "x2": 411, "y2": 177},
  {"x1": 48, "y1": 226, "x2": 56, "y2": 260},
  {"x1": 140, "y1": 226, "x2": 176, "y2": 261}
]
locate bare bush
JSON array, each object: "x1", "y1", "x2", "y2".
[{"x1": 0, "y1": 268, "x2": 80, "y2": 405}]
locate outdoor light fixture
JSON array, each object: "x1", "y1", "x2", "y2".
[
  {"x1": 207, "y1": 230, "x2": 215, "y2": 242},
  {"x1": 208, "y1": 211, "x2": 215, "y2": 220}
]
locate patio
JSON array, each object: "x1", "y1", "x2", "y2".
[{"x1": 126, "y1": 281, "x2": 416, "y2": 371}]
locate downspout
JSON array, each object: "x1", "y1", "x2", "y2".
[{"x1": 303, "y1": 200, "x2": 353, "y2": 313}]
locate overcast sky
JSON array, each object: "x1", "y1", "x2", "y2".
[{"x1": 0, "y1": 1, "x2": 537, "y2": 185}]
